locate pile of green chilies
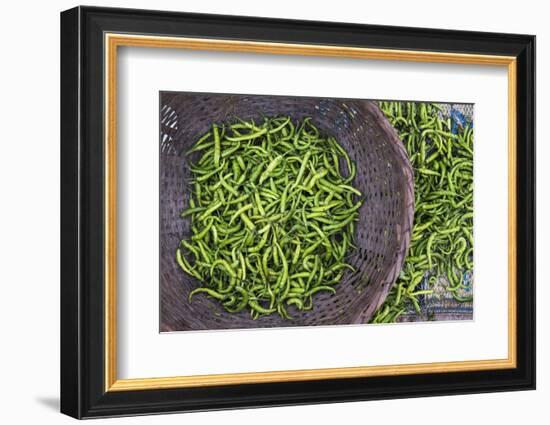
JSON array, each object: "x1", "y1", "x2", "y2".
[
  {"x1": 177, "y1": 115, "x2": 363, "y2": 320},
  {"x1": 372, "y1": 102, "x2": 474, "y2": 323}
]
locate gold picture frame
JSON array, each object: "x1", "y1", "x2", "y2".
[
  {"x1": 104, "y1": 34, "x2": 517, "y2": 392},
  {"x1": 61, "y1": 6, "x2": 534, "y2": 419}
]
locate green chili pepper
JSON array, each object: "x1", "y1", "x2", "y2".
[
  {"x1": 372, "y1": 101, "x2": 474, "y2": 324},
  {"x1": 179, "y1": 115, "x2": 362, "y2": 319}
]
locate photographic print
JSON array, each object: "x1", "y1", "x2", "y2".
[
  {"x1": 61, "y1": 8, "x2": 535, "y2": 417},
  {"x1": 159, "y1": 92, "x2": 473, "y2": 332}
]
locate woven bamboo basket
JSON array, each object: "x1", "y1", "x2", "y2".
[{"x1": 159, "y1": 92, "x2": 414, "y2": 331}]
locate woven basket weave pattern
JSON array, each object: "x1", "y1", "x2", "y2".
[{"x1": 159, "y1": 93, "x2": 414, "y2": 331}]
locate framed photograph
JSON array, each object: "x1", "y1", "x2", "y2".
[{"x1": 60, "y1": 6, "x2": 535, "y2": 419}]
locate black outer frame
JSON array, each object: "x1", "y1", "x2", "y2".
[{"x1": 60, "y1": 5, "x2": 535, "y2": 419}]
